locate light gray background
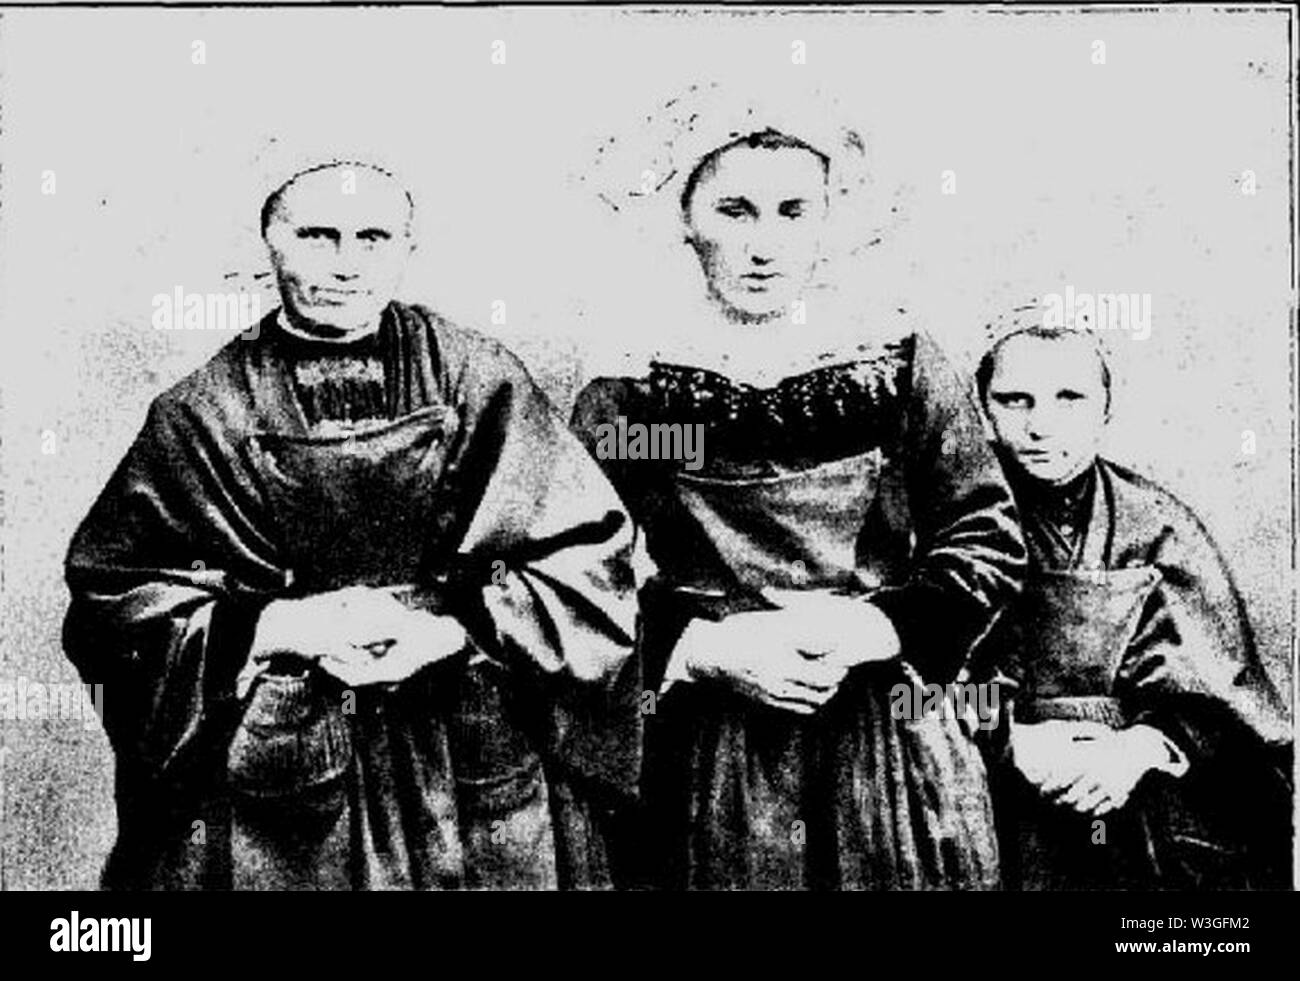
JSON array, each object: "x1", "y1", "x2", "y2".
[{"x1": 0, "y1": 4, "x2": 1293, "y2": 889}]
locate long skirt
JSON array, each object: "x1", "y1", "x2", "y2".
[{"x1": 637, "y1": 660, "x2": 1001, "y2": 890}]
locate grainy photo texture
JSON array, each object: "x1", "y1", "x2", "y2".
[{"x1": 0, "y1": 3, "x2": 1294, "y2": 894}]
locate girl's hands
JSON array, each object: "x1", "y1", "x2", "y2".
[{"x1": 1012, "y1": 721, "x2": 1176, "y2": 816}]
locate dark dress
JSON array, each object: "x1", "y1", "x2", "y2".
[
  {"x1": 979, "y1": 456, "x2": 1293, "y2": 890},
  {"x1": 63, "y1": 302, "x2": 642, "y2": 890},
  {"x1": 571, "y1": 331, "x2": 1027, "y2": 889}
]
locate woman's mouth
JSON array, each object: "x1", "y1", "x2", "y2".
[
  {"x1": 739, "y1": 272, "x2": 781, "y2": 291},
  {"x1": 313, "y1": 287, "x2": 365, "y2": 303}
]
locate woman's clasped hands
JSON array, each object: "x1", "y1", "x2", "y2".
[
  {"x1": 240, "y1": 584, "x2": 470, "y2": 696},
  {"x1": 676, "y1": 588, "x2": 901, "y2": 715}
]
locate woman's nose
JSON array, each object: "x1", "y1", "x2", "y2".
[
  {"x1": 332, "y1": 238, "x2": 373, "y2": 271},
  {"x1": 743, "y1": 220, "x2": 784, "y2": 263},
  {"x1": 743, "y1": 238, "x2": 775, "y2": 264},
  {"x1": 328, "y1": 249, "x2": 364, "y2": 278}
]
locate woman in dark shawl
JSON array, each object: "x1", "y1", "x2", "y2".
[
  {"x1": 63, "y1": 162, "x2": 642, "y2": 890},
  {"x1": 569, "y1": 86, "x2": 1028, "y2": 890}
]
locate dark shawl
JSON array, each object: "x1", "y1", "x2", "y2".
[{"x1": 984, "y1": 456, "x2": 1292, "y2": 888}]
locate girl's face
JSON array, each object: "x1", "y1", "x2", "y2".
[
  {"x1": 984, "y1": 334, "x2": 1110, "y2": 486},
  {"x1": 684, "y1": 144, "x2": 829, "y2": 322}
]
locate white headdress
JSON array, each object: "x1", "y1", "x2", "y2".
[
  {"x1": 573, "y1": 80, "x2": 890, "y2": 260},
  {"x1": 570, "y1": 81, "x2": 913, "y2": 380}
]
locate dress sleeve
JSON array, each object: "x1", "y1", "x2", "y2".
[
  {"x1": 431, "y1": 345, "x2": 643, "y2": 796},
  {"x1": 1116, "y1": 501, "x2": 1291, "y2": 770},
  {"x1": 569, "y1": 376, "x2": 645, "y2": 515},
  {"x1": 867, "y1": 332, "x2": 1028, "y2": 685},
  {"x1": 63, "y1": 396, "x2": 286, "y2": 790}
]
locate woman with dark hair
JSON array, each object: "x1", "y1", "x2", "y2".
[{"x1": 570, "y1": 86, "x2": 1027, "y2": 890}]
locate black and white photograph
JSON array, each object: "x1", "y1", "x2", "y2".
[{"x1": 0, "y1": 0, "x2": 1295, "y2": 961}]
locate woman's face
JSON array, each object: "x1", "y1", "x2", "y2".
[
  {"x1": 264, "y1": 167, "x2": 413, "y2": 335},
  {"x1": 684, "y1": 143, "x2": 829, "y2": 322}
]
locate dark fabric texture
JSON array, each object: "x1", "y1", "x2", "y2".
[{"x1": 979, "y1": 457, "x2": 1293, "y2": 890}]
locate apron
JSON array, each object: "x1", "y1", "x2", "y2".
[
  {"x1": 1000, "y1": 486, "x2": 1169, "y2": 890},
  {"x1": 227, "y1": 406, "x2": 555, "y2": 889},
  {"x1": 645, "y1": 450, "x2": 1001, "y2": 890}
]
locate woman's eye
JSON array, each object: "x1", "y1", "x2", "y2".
[
  {"x1": 778, "y1": 203, "x2": 806, "y2": 219},
  {"x1": 716, "y1": 204, "x2": 748, "y2": 219}
]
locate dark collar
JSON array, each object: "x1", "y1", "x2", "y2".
[{"x1": 1012, "y1": 460, "x2": 1098, "y2": 525}]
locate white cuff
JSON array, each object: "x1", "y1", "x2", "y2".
[
  {"x1": 1153, "y1": 733, "x2": 1191, "y2": 778},
  {"x1": 658, "y1": 645, "x2": 693, "y2": 696},
  {"x1": 659, "y1": 620, "x2": 706, "y2": 696},
  {"x1": 1129, "y1": 724, "x2": 1190, "y2": 779}
]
